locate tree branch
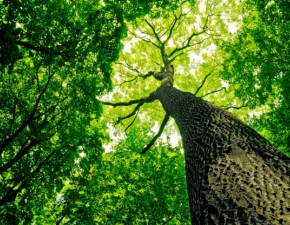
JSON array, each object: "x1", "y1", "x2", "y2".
[
  {"x1": 56, "y1": 215, "x2": 66, "y2": 225},
  {"x1": 102, "y1": 93, "x2": 158, "y2": 131},
  {"x1": 115, "y1": 101, "x2": 144, "y2": 126},
  {"x1": 223, "y1": 105, "x2": 247, "y2": 110},
  {"x1": 4, "y1": 97, "x2": 18, "y2": 138},
  {"x1": 194, "y1": 72, "x2": 213, "y2": 95},
  {"x1": 129, "y1": 30, "x2": 160, "y2": 49},
  {"x1": 15, "y1": 40, "x2": 70, "y2": 56},
  {"x1": 0, "y1": 181, "x2": 23, "y2": 206},
  {"x1": 144, "y1": 20, "x2": 163, "y2": 47},
  {"x1": 124, "y1": 110, "x2": 139, "y2": 134},
  {"x1": 199, "y1": 87, "x2": 225, "y2": 98},
  {"x1": 169, "y1": 52, "x2": 185, "y2": 63},
  {"x1": 168, "y1": 34, "x2": 209, "y2": 58},
  {"x1": 140, "y1": 113, "x2": 170, "y2": 154},
  {"x1": 101, "y1": 98, "x2": 147, "y2": 107},
  {"x1": 115, "y1": 62, "x2": 154, "y2": 86},
  {"x1": 0, "y1": 68, "x2": 54, "y2": 155},
  {"x1": 163, "y1": 13, "x2": 180, "y2": 45}
]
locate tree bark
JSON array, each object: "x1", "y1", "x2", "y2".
[{"x1": 155, "y1": 85, "x2": 290, "y2": 224}]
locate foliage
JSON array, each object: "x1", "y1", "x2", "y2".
[
  {"x1": 220, "y1": 0, "x2": 290, "y2": 154},
  {"x1": 1, "y1": 0, "x2": 289, "y2": 223},
  {"x1": 0, "y1": 0, "x2": 182, "y2": 223},
  {"x1": 35, "y1": 127, "x2": 189, "y2": 224},
  {"x1": 104, "y1": 0, "x2": 249, "y2": 153}
]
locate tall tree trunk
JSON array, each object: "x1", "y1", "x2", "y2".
[{"x1": 155, "y1": 85, "x2": 290, "y2": 224}]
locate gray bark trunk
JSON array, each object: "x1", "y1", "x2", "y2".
[{"x1": 155, "y1": 85, "x2": 290, "y2": 225}]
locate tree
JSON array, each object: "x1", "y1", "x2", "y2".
[
  {"x1": 2, "y1": 0, "x2": 290, "y2": 223},
  {"x1": 103, "y1": 2, "x2": 290, "y2": 224}
]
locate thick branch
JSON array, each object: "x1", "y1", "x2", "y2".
[
  {"x1": 140, "y1": 113, "x2": 170, "y2": 154},
  {"x1": 101, "y1": 98, "x2": 147, "y2": 107},
  {"x1": 0, "y1": 146, "x2": 64, "y2": 206},
  {"x1": 3, "y1": 140, "x2": 37, "y2": 173},
  {"x1": 15, "y1": 41, "x2": 69, "y2": 56}
]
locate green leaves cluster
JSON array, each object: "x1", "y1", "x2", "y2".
[
  {"x1": 31, "y1": 127, "x2": 189, "y2": 224},
  {"x1": 220, "y1": 0, "x2": 290, "y2": 154}
]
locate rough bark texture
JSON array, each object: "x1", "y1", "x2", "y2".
[{"x1": 155, "y1": 85, "x2": 290, "y2": 225}]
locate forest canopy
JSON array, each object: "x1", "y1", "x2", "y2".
[{"x1": 0, "y1": 0, "x2": 289, "y2": 224}]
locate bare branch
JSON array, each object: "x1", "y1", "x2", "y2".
[
  {"x1": 199, "y1": 87, "x2": 225, "y2": 98},
  {"x1": 124, "y1": 111, "x2": 139, "y2": 134},
  {"x1": 163, "y1": 13, "x2": 180, "y2": 45},
  {"x1": 140, "y1": 113, "x2": 170, "y2": 154},
  {"x1": 223, "y1": 105, "x2": 247, "y2": 110},
  {"x1": 102, "y1": 92, "x2": 158, "y2": 132},
  {"x1": 115, "y1": 62, "x2": 154, "y2": 86},
  {"x1": 128, "y1": 30, "x2": 160, "y2": 49},
  {"x1": 145, "y1": 20, "x2": 163, "y2": 47},
  {"x1": 101, "y1": 98, "x2": 147, "y2": 107},
  {"x1": 169, "y1": 52, "x2": 185, "y2": 63},
  {"x1": 194, "y1": 72, "x2": 213, "y2": 95},
  {"x1": 115, "y1": 101, "x2": 144, "y2": 125},
  {"x1": 116, "y1": 62, "x2": 143, "y2": 75},
  {"x1": 118, "y1": 72, "x2": 154, "y2": 86},
  {"x1": 168, "y1": 33, "x2": 209, "y2": 58}
]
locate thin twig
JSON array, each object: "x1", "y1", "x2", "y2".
[
  {"x1": 199, "y1": 87, "x2": 225, "y2": 98},
  {"x1": 140, "y1": 113, "x2": 170, "y2": 154},
  {"x1": 194, "y1": 72, "x2": 213, "y2": 95},
  {"x1": 223, "y1": 105, "x2": 247, "y2": 110},
  {"x1": 115, "y1": 101, "x2": 144, "y2": 125},
  {"x1": 145, "y1": 20, "x2": 163, "y2": 46},
  {"x1": 124, "y1": 111, "x2": 139, "y2": 134}
]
